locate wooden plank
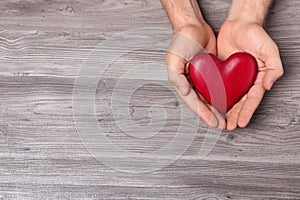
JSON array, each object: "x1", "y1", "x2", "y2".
[{"x1": 0, "y1": 0, "x2": 299, "y2": 199}]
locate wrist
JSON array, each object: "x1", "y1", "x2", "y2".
[
  {"x1": 227, "y1": 0, "x2": 272, "y2": 26},
  {"x1": 173, "y1": 17, "x2": 205, "y2": 32},
  {"x1": 161, "y1": 0, "x2": 206, "y2": 31},
  {"x1": 174, "y1": 19, "x2": 207, "y2": 32}
]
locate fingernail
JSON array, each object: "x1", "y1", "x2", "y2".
[
  {"x1": 210, "y1": 117, "x2": 219, "y2": 128},
  {"x1": 178, "y1": 86, "x2": 188, "y2": 96}
]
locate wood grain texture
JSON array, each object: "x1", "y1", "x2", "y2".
[{"x1": 0, "y1": 0, "x2": 299, "y2": 199}]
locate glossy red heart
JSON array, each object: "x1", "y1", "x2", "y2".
[{"x1": 189, "y1": 52, "x2": 258, "y2": 113}]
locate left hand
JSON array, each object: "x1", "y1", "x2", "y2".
[{"x1": 217, "y1": 20, "x2": 284, "y2": 130}]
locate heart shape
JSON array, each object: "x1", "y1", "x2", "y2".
[{"x1": 189, "y1": 52, "x2": 258, "y2": 113}]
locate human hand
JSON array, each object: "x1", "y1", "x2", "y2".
[
  {"x1": 167, "y1": 23, "x2": 226, "y2": 129},
  {"x1": 217, "y1": 16, "x2": 284, "y2": 130}
]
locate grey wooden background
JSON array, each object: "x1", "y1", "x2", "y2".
[{"x1": 0, "y1": 0, "x2": 299, "y2": 199}]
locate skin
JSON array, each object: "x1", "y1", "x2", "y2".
[
  {"x1": 218, "y1": 0, "x2": 284, "y2": 130},
  {"x1": 161, "y1": 0, "x2": 283, "y2": 130},
  {"x1": 161, "y1": 0, "x2": 226, "y2": 130}
]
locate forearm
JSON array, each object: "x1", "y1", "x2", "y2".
[
  {"x1": 160, "y1": 0, "x2": 205, "y2": 31},
  {"x1": 228, "y1": 0, "x2": 272, "y2": 26}
]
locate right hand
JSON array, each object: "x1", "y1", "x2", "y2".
[
  {"x1": 217, "y1": 20, "x2": 283, "y2": 130},
  {"x1": 166, "y1": 23, "x2": 226, "y2": 129}
]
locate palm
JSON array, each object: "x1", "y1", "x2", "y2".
[
  {"x1": 166, "y1": 24, "x2": 227, "y2": 129},
  {"x1": 217, "y1": 21, "x2": 282, "y2": 130}
]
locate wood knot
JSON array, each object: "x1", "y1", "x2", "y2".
[
  {"x1": 227, "y1": 134, "x2": 235, "y2": 141},
  {"x1": 174, "y1": 101, "x2": 179, "y2": 107},
  {"x1": 0, "y1": 121, "x2": 9, "y2": 135},
  {"x1": 65, "y1": 6, "x2": 75, "y2": 13},
  {"x1": 60, "y1": 6, "x2": 75, "y2": 15}
]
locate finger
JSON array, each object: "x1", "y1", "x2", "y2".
[
  {"x1": 262, "y1": 44, "x2": 284, "y2": 90},
  {"x1": 208, "y1": 105, "x2": 226, "y2": 130},
  {"x1": 166, "y1": 53, "x2": 190, "y2": 96},
  {"x1": 238, "y1": 84, "x2": 265, "y2": 128},
  {"x1": 205, "y1": 36, "x2": 217, "y2": 55},
  {"x1": 226, "y1": 97, "x2": 246, "y2": 131},
  {"x1": 196, "y1": 90, "x2": 225, "y2": 129},
  {"x1": 167, "y1": 69, "x2": 191, "y2": 96},
  {"x1": 166, "y1": 52, "x2": 220, "y2": 128},
  {"x1": 173, "y1": 78, "x2": 220, "y2": 128}
]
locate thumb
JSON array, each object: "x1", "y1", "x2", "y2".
[
  {"x1": 167, "y1": 69, "x2": 191, "y2": 96},
  {"x1": 262, "y1": 48, "x2": 284, "y2": 90},
  {"x1": 166, "y1": 52, "x2": 191, "y2": 96}
]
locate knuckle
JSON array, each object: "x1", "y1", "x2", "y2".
[
  {"x1": 167, "y1": 74, "x2": 176, "y2": 85},
  {"x1": 273, "y1": 43, "x2": 279, "y2": 51},
  {"x1": 279, "y1": 68, "x2": 284, "y2": 77}
]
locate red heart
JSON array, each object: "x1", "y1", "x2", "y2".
[{"x1": 189, "y1": 52, "x2": 258, "y2": 113}]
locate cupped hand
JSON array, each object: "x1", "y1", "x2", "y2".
[
  {"x1": 166, "y1": 23, "x2": 226, "y2": 129},
  {"x1": 217, "y1": 20, "x2": 284, "y2": 130}
]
